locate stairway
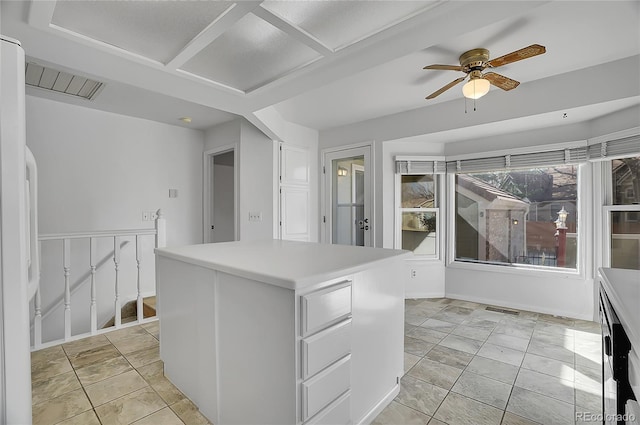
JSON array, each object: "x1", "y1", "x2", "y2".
[{"x1": 102, "y1": 296, "x2": 156, "y2": 328}]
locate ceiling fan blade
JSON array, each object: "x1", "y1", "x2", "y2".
[
  {"x1": 483, "y1": 72, "x2": 520, "y2": 91},
  {"x1": 486, "y1": 44, "x2": 546, "y2": 68},
  {"x1": 425, "y1": 77, "x2": 466, "y2": 99},
  {"x1": 423, "y1": 64, "x2": 464, "y2": 71}
]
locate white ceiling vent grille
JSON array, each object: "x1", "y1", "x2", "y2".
[{"x1": 25, "y1": 62, "x2": 104, "y2": 100}]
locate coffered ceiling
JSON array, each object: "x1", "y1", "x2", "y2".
[{"x1": 1, "y1": 1, "x2": 639, "y2": 134}]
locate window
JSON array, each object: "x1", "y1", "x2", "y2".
[
  {"x1": 607, "y1": 155, "x2": 640, "y2": 270},
  {"x1": 449, "y1": 148, "x2": 583, "y2": 271},
  {"x1": 395, "y1": 158, "x2": 443, "y2": 258}
]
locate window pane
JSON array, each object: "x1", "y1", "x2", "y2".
[
  {"x1": 455, "y1": 166, "x2": 578, "y2": 269},
  {"x1": 402, "y1": 211, "x2": 436, "y2": 255},
  {"x1": 401, "y1": 175, "x2": 435, "y2": 208},
  {"x1": 611, "y1": 211, "x2": 640, "y2": 270},
  {"x1": 612, "y1": 156, "x2": 640, "y2": 205}
]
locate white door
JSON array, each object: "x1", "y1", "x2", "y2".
[
  {"x1": 279, "y1": 144, "x2": 311, "y2": 241},
  {"x1": 323, "y1": 146, "x2": 373, "y2": 247}
]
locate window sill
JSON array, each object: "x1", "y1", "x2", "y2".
[
  {"x1": 446, "y1": 259, "x2": 585, "y2": 280},
  {"x1": 403, "y1": 255, "x2": 443, "y2": 263}
]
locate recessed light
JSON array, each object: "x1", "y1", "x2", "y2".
[{"x1": 179, "y1": 117, "x2": 192, "y2": 123}]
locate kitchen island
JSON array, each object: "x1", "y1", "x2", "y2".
[{"x1": 155, "y1": 240, "x2": 411, "y2": 425}]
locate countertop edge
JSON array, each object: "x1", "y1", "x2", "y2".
[
  {"x1": 156, "y1": 247, "x2": 412, "y2": 291},
  {"x1": 598, "y1": 267, "x2": 640, "y2": 353}
]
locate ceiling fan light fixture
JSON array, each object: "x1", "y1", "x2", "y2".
[{"x1": 462, "y1": 78, "x2": 490, "y2": 99}]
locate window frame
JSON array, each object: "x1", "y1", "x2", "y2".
[
  {"x1": 394, "y1": 156, "x2": 445, "y2": 261},
  {"x1": 445, "y1": 143, "x2": 589, "y2": 279},
  {"x1": 600, "y1": 153, "x2": 640, "y2": 270}
]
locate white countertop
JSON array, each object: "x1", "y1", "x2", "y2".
[
  {"x1": 155, "y1": 239, "x2": 411, "y2": 290},
  {"x1": 599, "y1": 267, "x2": 640, "y2": 351},
  {"x1": 599, "y1": 268, "x2": 640, "y2": 400}
]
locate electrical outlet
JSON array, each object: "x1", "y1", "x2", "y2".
[
  {"x1": 248, "y1": 212, "x2": 262, "y2": 222},
  {"x1": 411, "y1": 269, "x2": 417, "y2": 278},
  {"x1": 142, "y1": 211, "x2": 150, "y2": 221},
  {"x1": 150, "y1": 211, "x2": 158, "y2": 220}
]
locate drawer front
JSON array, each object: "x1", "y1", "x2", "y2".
[
  {"x1": 302, "y1": 281, "x2": 352, "y2": 336},
  {"x1": 305, "y1": 391, "x2": 351, "y2": 425},
  {"x1": 302, "y1": 319, "x2": 352, "y2": 380},
  {"x1": 302, "y1": 355, "x2": 351, "y2": 421}
]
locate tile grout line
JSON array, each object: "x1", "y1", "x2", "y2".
[{"x1": 401, "y1": 299, "x2": 599, "y2": 425}]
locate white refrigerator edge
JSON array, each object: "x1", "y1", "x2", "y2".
[{"x1": 1, "y1": 34, "x2": 38, "y2": 424}]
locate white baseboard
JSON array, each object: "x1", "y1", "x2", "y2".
[
  {"x1": 445, "y1": 292, "x2": 594, "y2": 321},
  {"x1": 356, "y1": 383, "x2": 400, "y2": 425},
  {"x1": 405, "y1": 291, "x2": 445, "y2": 300}
]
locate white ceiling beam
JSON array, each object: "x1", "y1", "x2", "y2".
[
  {"x1": 165, "y1": 1, "x2": 263, "y2": 69},
  {"x1": 252, "y1": 6, "x2": 333, "y2": 57},
  {"x1": 28, "y1": 0, "x2": 57, "y2": 29}
]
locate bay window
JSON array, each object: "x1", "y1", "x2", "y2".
[
  {"x1": 395, "y1": 158, "x2": 444, "y2": 258},
  {"x1": 448, "y1": 145, "x2": 587, "y2": 271},
  {"x1": 603, "y1": 151, "x2": 640, "y2": 270}
]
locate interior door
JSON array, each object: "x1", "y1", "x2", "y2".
[
  {"x1": 324, "y1": 146, "x2": 372, "y2": 247},
  {"x1": 208, "y1": 149, "x2": 236, "y2": 243}
]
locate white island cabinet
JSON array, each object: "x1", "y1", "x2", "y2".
[{"x1": 155, "y1": 240, "x2": 410, "y2": 425}]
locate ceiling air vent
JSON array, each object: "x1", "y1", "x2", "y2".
[{"x1": 25, "y1": 62, "x2": 104, "y2": 100}]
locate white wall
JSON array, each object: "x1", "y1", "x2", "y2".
[
  {"x1": 240, "y1": 120, "x2": 274, "y2": 241},
  {"x1": 319, "y1": 95, "x2": 639, "y2": 319},
  {"x1": 381, "y1": 138, "x2": 446, "y2": 298},
  {"x1": 26, "y1": 95, "x2": 204, "y2": 340},
  {"x1": 26, "y1": 96, "x2": 204, "y2": 243},
  {"x1": 204, "y1": 118, "x2": 274, "y2": 242},
  {"x1": 252, "y1": 107, "x2": 320, "y2": 242}
]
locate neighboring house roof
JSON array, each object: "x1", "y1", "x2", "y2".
[{"x1": 457, "y1": 174, "x2": 528, "y2": 204}]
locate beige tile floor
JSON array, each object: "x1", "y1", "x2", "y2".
[
  {"x1": 31, "y1": 298, "x2": 602, "y2": 425},
  {"x1": 372, "y1": 298, "x2": 603, "y2": 425},
  {"x1": 30, "y1": 320, "x2": 211, "y2": 425}
]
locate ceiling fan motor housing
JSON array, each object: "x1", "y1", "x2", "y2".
[{"x1": 459, "y1": 48, "x2": 490, "y2": 73}]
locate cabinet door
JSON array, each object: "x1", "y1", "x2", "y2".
[
  {"x1": 301, "y1": 281, "x2": 352, "y2": 337},
  {"x1": 302, "y1": 355, "x2": 351, "y2": 421},
  {"x1": 280, "y1": 143, "x2": 311, "y2": 241},
  {"x1": 281, "y1": 186, "x2": 310, "y2": 241},
  {"x1": 281, "y1": 144, "x2": 310, "y2": 185},
  {"x1": 302, "y1": 319, "x2": 352, "y2": 379}
]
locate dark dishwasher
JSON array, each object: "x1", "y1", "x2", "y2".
[{"x1": 599, "y1": 285, "x2": 634, "y2": 424}]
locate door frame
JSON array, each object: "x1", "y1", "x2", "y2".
[
  {"x1": 203, "y1": 144, "x2": 239, "y2": 243},
  {"x1": 321, "y1": 142, "x2": 375, "y2": 246}
]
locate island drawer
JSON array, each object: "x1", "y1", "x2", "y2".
[
  {"x1": 302, "y1": 319, "x2": 352, "y2": 380},
  {"x1": 301, "y1": 281, "x2": 352, "y2": 337},
  {"x1": 301, "y1": 354, "x2": 351, "y2": 421},
  {"x1": 304, "y1": 391, "x2": 351, "y2": 425}
]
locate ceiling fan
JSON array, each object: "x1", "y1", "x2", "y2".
[{"x1": 423, "y1": 44, "x2": 546, "y2": 100}]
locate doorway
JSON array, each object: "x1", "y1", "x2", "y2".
[
  {"x1": 323, "y1": 145, "x2": 373, "y2": 246},
  {"x1": 204, "y1": 147, "x2": 237, "y2": 243}
]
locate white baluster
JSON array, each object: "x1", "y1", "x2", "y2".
[
  {"x1": 155, "y1": 209, "x2": 166, "y2": 248},
  {"x1": 136, "y1": 235, "x2": 143, "y2": 323},
  {"x1": 113, "y1": 236, "x2": 121, "y2": 327},
  {"x1": 63, "y1": 239, "x2": 71, "y2": 340},
  {"x1": 34, "y1": 240, "x2": 43, "y2": 348},
  {"x1": 34, "y1": 286, "x2": 42, "y2": 349},
  {"x1": 89, "y1": 237, "x2": 97, "y2": 334}
]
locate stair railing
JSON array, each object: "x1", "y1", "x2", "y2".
[{"x1": 32, "y1": 210, "x2": 166, "y2": 349}]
